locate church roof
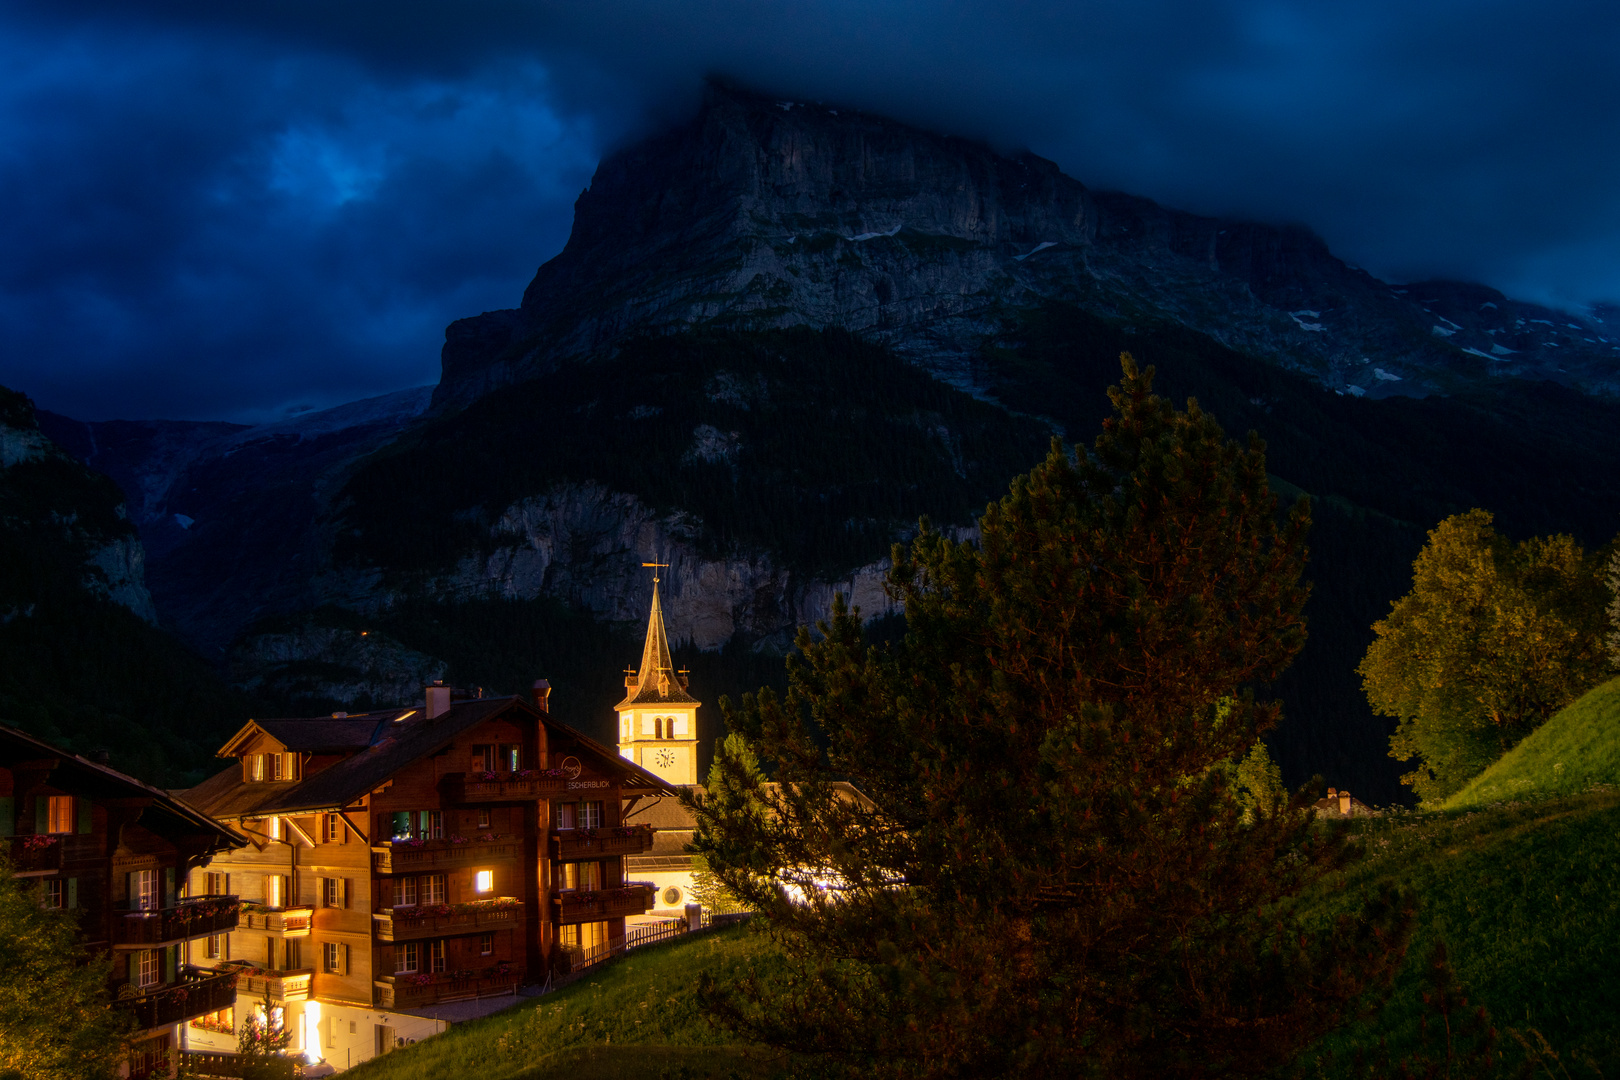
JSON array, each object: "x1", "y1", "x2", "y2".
[{"x1": 615, "y1": 580, "x2": 700, "y2": 709}]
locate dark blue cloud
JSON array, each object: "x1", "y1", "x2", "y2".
[{"x1": 2, "y1": 1, "x2": 1618, "y2": 419}]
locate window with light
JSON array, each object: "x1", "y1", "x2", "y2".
[{"x1": 474, "y1": 870, "x2": 493, "y2": 893}]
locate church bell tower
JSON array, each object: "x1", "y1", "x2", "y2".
[{"x1": 616, "y1": 562, "x2": 700, "y2": 787}]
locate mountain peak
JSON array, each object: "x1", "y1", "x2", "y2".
[{"x1": 432, "y1": 85, "x2": 1620, "y2": 412}]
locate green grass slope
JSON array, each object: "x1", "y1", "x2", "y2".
[
  {"x1": 344, "y1": 926, "x2": 791, "y2": 1080},
  {"x1": 1441, "y1": 677, "x2": 1620, "y2": 811},
  {"x1": 1307, "y1": 791, "x2": 1620, "y2": 1074}
]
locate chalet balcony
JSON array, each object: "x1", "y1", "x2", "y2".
[
  {"x1": 113, "y1": 896, "x2": 241, "y2": 948},
  {"x1": 374, "y1": 970, "x2": 521, "y2": 1010},
  {"x1": 237, "y1": 906, "x2": 312, "y2": 937},
  {"x1": 551, "y1": 824, "x2": 654, "y2": 861},
  {"x1": 219, "y1": 964, "x2": 313, "y2": 1004},
  {"x1": 372, "y1": 898, "x2": 523, "y2": 942},
  {"x1": 8, "y1": 836, "x2": 63, "y2": 875},
  {"x1": 372, "y1": 837, "x2": 522, "y2": 874},
  {"x1": 440, "y1": 771, "x2": 576, "y2": 804},
  {"x1": 118, "y1": 966, "x2": 236, "y2": 1031},
  {"x1": 551, "y1": 884, "x2": 654, "y2": 924}
]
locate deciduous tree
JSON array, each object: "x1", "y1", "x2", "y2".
[
  {"x1": 691, "y1": 355, "x2": 1409, "y2": 1079},
  {"x1": 1359, "y1": 510, "x2": 1610, "y2": 804},
  {"x1": 0, "y1": 851, "x2": 129, "y2": 1080}
]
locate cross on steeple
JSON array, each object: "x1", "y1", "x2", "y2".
[{"x1": 642, "y1": 559, "x2": 669, "y2": 584}]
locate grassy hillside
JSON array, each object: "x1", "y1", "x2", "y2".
[
  {"x1": 340, "y1": 795, "x2": 1620, "y2": 1079},
  {"x1": 1304, "y1": 791, "x2": 1620, "y2": 1074},
  {"x1": 342, "y1": 927, "x2": 794, "y2": 1080},
  {"x1": 1442, "y1": 677, "x2": 1620, "y2": 811}
]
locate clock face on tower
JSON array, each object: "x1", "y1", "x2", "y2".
[{"x1": 655, "y1": 749, "x2": 676, "y2": 769}]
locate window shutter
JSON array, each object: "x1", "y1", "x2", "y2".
[
  {"x1": 342, "y1": 943, "x2": 349, "y2": 975},
  {"x1": 163, "y1": 946, "x2": 175, "y2": 984},
  {"x1": 126, "y1": 953, "x2": 136, "y2": 984},
  {"x1": 35, "y1": 796, "x2": 48, "y2": 833},
  {"x1": 0, "y1": 796, "x2": 12, "y2": 837},
  {"x1": 77, "y1": 797, "x2": 92, "y2": 834},
  {"x1": 67, "y1": 878, "x2": 78, "y2": 909},
  {"x1": 163, "y1": 867, "x2": 176, "y2": 908},
  {"x1": 342, "y1": 878, "x2": 350, "y2": 909}
]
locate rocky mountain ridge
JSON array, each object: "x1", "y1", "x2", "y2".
[{"x1": 435, "y1": 82, "x2": 1620, "y2": 414}]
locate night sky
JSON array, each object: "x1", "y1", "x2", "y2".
[{"x1": 4, "y1": 1, "x2": 1619, "y2": 423}]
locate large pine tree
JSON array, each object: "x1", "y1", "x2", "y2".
[{"x1": 690, "y1": 356, "x2": 1409, "y2": 1078}]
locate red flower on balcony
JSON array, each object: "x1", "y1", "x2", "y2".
[{"x1": 19, "y1": 834, "x2": 60, "y2": 852}]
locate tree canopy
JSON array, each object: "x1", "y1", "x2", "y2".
[
  {"x1": 1360, "y1": 509, "x2": 1612, "y2": 804},
  {"x1": 690, "y1": 355, "x2": 1409, "y2": 1079},
  {"x1": 0, "y1": 852, "x2": 129, "y2": 1080}
]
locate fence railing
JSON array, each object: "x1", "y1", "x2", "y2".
[
  {"x1": 553, "y1": 912, "x2": 755, "y2": 979},
  {"x1": 374, "y1": 971, "x2": 521, "y2": 1009},
  {"x1": 221, "y1": 965, "x2": 313, "y2": 1003},
  {"x1": 176, "y1": 1050, "x2": 297, "y2": 1079}
]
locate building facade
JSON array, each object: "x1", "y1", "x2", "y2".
[
  {"x1": 181, "y1": 684, "x2": 672, "y2": 1071},
  {"x1": 0, "y1": 722, "x2": 244, "y2": 1078}
]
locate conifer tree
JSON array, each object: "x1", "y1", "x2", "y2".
[{"x1": 690, "y1": 355, "x2": 1409, "y2": 1079}]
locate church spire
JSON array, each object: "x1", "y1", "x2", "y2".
[{"x1": 616, "y1": 562, "x2": 698, "y2": 708}]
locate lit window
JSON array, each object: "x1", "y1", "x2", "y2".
[
  {"x1": 137, "y1": 949, "x2": 160, "y2": 988},
  {"x1": 323, "y1": 878, "x2": 345, "y2": 908},
  {"x1": 479, "y1": 933, "x2": 493, "y2": 956},
  {"x1": 474, "y1": 870, "x2": 493, "y2": 894},
  {"x1": 268, "y1": 817, "x2": 282, "y2": 841},
  {"x1": 270, "y1": 754, "x2": 283, "y2": 781},
  {"x1": 41, "y1": 879, "x2": 64, "y2": 909},
  {"x1": 554, "y1": 803, "x2": 576, "y2": 830},
  {"x1": 267, "y1": 875, "x2": 285, "y2": 908},
  {"x1": 324, "y1": 942, "x2": 342, "y2": 973},
  {"x1": 324, "y1": 814, "x2": 344, "y2": 843},
  {"x1": 130, "y1": 869, "x2": 158, "y2": 911},
  {"x1": 46, "y1": 795, "x2": 74, "y2": 834},
  {"x1": 251, "y1": 755, "x2": 266, "y2": 782},
  {"x1": 476, "y1": 809, "x2": 491, "y2": 829},
  {"x1": 396, "y1": 877, "x2": 417, "y2": 907},
  {"x1": 429, "y1": 940, "x2": 446, "y2": 974}
]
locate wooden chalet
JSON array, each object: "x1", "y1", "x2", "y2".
[
  {"x1": 180, "y1": 683, "x2": 674, "y2": 1070},
  {"x1": 0, "y1": 722, "x2": 245, "y2": 1079}
]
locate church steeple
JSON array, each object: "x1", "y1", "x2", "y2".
[{"x1": 615, "y1": 563, "x2": 700, "y2": 785}]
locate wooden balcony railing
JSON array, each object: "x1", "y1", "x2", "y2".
[
  {"x1": 551, "y1": 825, "x2": 654, "y2": 860},
  {"x1": 551, "y1": 884, "x2": 654, "y2": 924},
  {"x1": 113, "y1": 896, "x2": 241, "y2": 947},
  {"x1": 237, "y1": 906, "x2": 312, "y2": 936},
  {"x1": 219, "y1": 965, "x2": 313, "y2": 1004},
  {"x1": 441, "y1": 771, "x2": 581, "y2": 804},
  {"x1": 8, "y1": 837, "x2": 64, "y2": 875},
  {"x1": 374, "y1": 970, "x2": 521, "y2": 1009},
  {"x1": 373, "y1": 899, "x2": 523, "y2": 942},
  {"x1": 118, "y1": 966, "x2": 237, "y2": 1031},
  {"x1": 177, "y1": 1051, "x2": 296, "y2": 1080},
  {"x1": 372, "y1": 838, "x2": 522, "y2": 874}
]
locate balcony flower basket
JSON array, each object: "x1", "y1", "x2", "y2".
[
  {"x1": 19, "y1": 834, "x2": 60, "y2": 852},
  {"x1": 477, "y1": 770, "x2": 500, "y2": 781},
  {"x1": 448, "y1": 834, "x2": 470, "y2": 845},
  {"x1": 476, "y1": 832, "x2": 498, "y2": 842}
]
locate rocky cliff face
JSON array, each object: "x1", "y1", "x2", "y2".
[
  {"x1": 435, "y1": 83, "x2": 1620, "y2": 412},
  {"x1": 0, "y1": 386, "x2": 156, "y2": 624}
]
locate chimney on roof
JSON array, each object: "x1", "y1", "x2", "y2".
[
  {"x1": 1326, "y1": 787, "x2": 1337, "y2": 799},
  {"x1": 426, "y1": 680, "x2": 452, "y2": 720},
  {"x1": 532, "y1": 679, "x2": 551, "y2": 713},
  {"x1": 1339, "y1": 790, "x2": 1352, "y2": 816}
]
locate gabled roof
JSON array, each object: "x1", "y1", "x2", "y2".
[
  {"x1": 0, "y1": 722, "x2": 243, "y2": 852},
  {"x1": 186, "y1": 696, "x2": 677, "y2": 822},
  {"x1": 616, "y1": 580, "x2": 700, "y2": 709}
]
